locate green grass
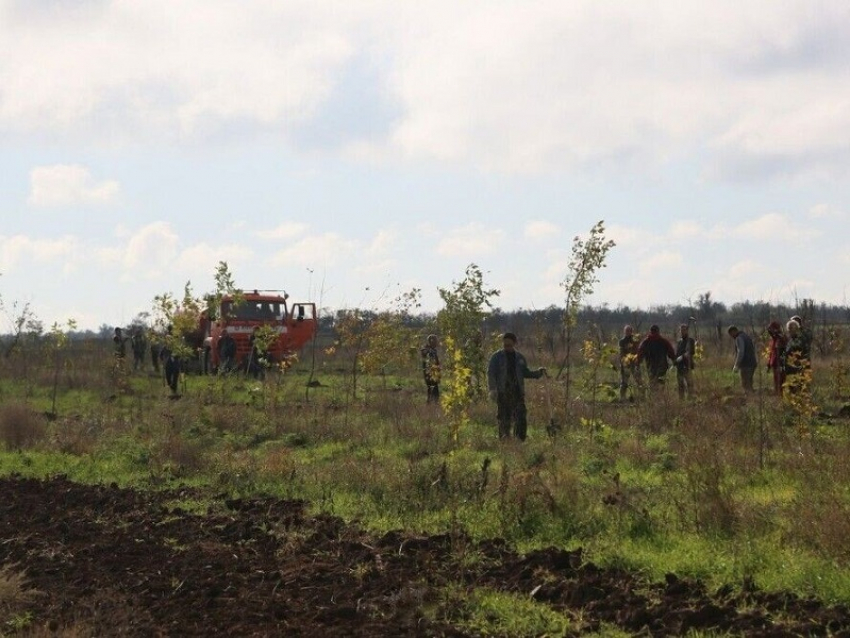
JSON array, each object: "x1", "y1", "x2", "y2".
[
  {"x1": 442, "y1": 585, "x2": 575, "y2": 637},
  {"x1": 2, "y1": 351, "x2": 850, "y2": 608}
]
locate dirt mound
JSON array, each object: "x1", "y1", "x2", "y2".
[{"x1": 1, "y1": 476, "x2": 849, "y2": 636}]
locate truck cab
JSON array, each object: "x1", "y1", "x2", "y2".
[{"x1": 203, "y1": 291, "x2": 316, "y2": 373}]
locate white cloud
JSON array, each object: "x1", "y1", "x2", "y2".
[
  {"x1": 808, "y1": 203, "x2": 844, "y2": 219},
  {"x1": 255, "y1": 222, "x2": 309, "y2": 240},
  {"x1": 123, "y1": 222, "x2": 179, "y2": 273},
  {"x1": 366, "y1": 229, "x2": 397, "y2": 256},
  {"x1": 639, "y1": 251, "x2": 683, "y2": 277},
  {"x1": 609, "y1": 209, "x2": 823, "y2": 256},
  {"x1": 27, "y1": 165, "x2": 119, "y2": 207},
  {"x1": 0, "y1": 234, "x2": 78, "y2": 271},
  {"x1": 0, "y1": 1, "x2": 355, "y2": 140},
  {"x1": 2, "y1": 2, "x2": 848, "y2": 179},
  {"x1": 524, "y1": 220, "x2": 560, "y2": 241},
  {"x1": 668, "y1": 221, "x2": 705, "y2": 240},
  {"x1": 732, "y1": 213, "x2": 819, "y2": 242},
  {"x1": 383, "y1": 2, "x2": 850, "y2": 176},
  {"x1": 95, "y1": 246, "x2": 124, "y2": 266},
  {"x1": 176, "y1": 243, "x2": 254, "y2": 272},
  {"x1": 726, "y1": 260, "x2": 765, "y2": 279},
  {"x1": 437, "y1": 223, "x2": 505, "y2": 257},
  {"x1": 271, "y1": 233, "x2": 358, "y2": 268},
  {"x1": 607, "y1": 224, "x2": 652, "y2": 248}
]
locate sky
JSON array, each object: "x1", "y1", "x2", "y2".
[{"x1": 2, "y1": 1, "x2": 850, "y2": 331}]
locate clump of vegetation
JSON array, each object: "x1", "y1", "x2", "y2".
[
  {"x1": 0, "y1": 403, "x2": 46, "y2": 450},
  {"x1": 0, "y1": 565, "x2": 39, "y2": 630}
]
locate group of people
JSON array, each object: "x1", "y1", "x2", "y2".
[
  {"x1": 113, "y1": 325, "x2": 182, "y2": 396},
  {"x1": 619, "y1": 323, "x2": 698, "y2": 400},
  {"x1": 112, "y1": 323, "x2": 272, "y2": 395},
  {"x1": 765, "y1": 317, "x2": 813, "y2": 395},
  {"x1": 618, "y1": 316, "x2": 813, "y2": 399},
  {"x1": 419, "y1": 317, "x2": 815, "y2": 442}
]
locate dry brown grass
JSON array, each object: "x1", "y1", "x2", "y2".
[
  {"x1": 50, "y1": 415, "x2": 100, "y2": 456},
  {"x1": 783, "y1": 440, "x2": 850, "y2": 564},
  {"x1": 151, "y1": 433, "x2": 207, "y2": 478},
  {"x1": 0, "y1": 403, "x2": 47, "y2": 450},
  {"x1": 0, "y1": 565, "x2": 36, "y2": 610}
]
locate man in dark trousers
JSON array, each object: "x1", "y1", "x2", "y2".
[
  {"x1": 728, "y1": 325, "x2": 757, "y2": 392},
  {"x1": 247, "y1": 326, "x2": 266, "y2": 379},
  {"x1": 420, "y1": 334, "x2": 441, "y2": 403},
  {"x1": 675, "y1": 323, "x2": 696, "y2": 399},
  {"x1": 160, "y1": 325, "x2": 181, "y2": 397},
  {"x1": 784, "y1": 319, "x2": 811, "y2": 394},
  {"x1": 113, "y1": 327, "x2": 128, "y2": 361},
  {"x1": 130, "y1": 326, "x2": 147, "y2": 372},
  {"x1": 217, "y1": 329, "x2": 237, "y2": 374},
  {"x1": 637, "y1": 324, "x2": 676, "y2": 391},
  {"x1": 487, "y1": 332, "x2": 545, "y2": 441}
]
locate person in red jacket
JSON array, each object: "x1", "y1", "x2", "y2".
[
  {"x1": 766, "y1": 321, "x2": 786, "y2": 395},
  {"x1": 637, "y1": 324, "x2": 676, "y2": 390}
]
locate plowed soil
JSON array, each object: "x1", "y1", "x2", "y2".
[{"x1": 2, "y1": 476, "x2": 849, "y2": 636}]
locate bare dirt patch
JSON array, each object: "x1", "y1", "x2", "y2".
[{"x1": 2, "y1": 476, "x2": 849, "y2": 636}]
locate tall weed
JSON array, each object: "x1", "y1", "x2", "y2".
[{"x1": 0, "y1": 403, "x2": 46, "y2": 450}]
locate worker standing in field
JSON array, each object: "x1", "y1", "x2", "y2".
[
  {"x1": 420, "y1": 334, "x2": 441, "y2": 403},
  {"x1": 728, "y1": 325, "x2": 757, "y2": 392},
  {"x1": 149, "y1": 328, "x2": 162, "y2": 374},
  {"x1": 637, "y1": 325, "x2": 676, "y2": 390},
  {"x1": 766, "y1": 321, "x2": 787, "y2": 395},
  {"x1": 112, "y1": 327, "x2": 128, "y2": 361},
  {"x1": 160, "y1": 325, "x2": 181, "y2": 397},
  {"x1": 487, "y1": 332, "x2": 545, "y2": 441},
  {"x1": 789, "y1": 315, "x2": 813, "y2": 362},
  {"x1": 784, "y1": 319, "x2": 811, "y2": 394},
  {"x1": 618, "y1": 325, "x2": 643, "y2": 401},
  {"x1": 247, "y1": 326, "x2": 266, "y2": 380},
  {"x1": 674, "y1": 323, "x2": 696, "y2": 399},
  {"x1": 131, "y1": 326, "x2": 147, "y2": 372},
  {"x1": 217, "y1": 329, "x2": 237, "y2": 374}
]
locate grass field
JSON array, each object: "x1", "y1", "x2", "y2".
[{"x1": 1, "y1": 334, "x2": 850, "y2": 632}]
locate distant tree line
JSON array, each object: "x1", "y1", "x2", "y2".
[{"x1": 3, "y1": 294, "x2": 849, "y2": 360}]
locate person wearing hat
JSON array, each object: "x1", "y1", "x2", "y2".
[
  {"x1": 487, "y1": 332, "x2": 545, "y2": 441},
  {"x1": 637, "y1": 324, "x2": 676, "y2": 390},
  {"x1": 766, "y1": 321, "x2": 787, "y2": 395},
  {"x1": 728, "y1": 325, "x2": 757, "y2": 392},
  {"x1": 789, "y1": 315, "x2": 813, "y2": 362},
  {"x1": 420, "y1": 334, "x2": 441, "y2": 403}
]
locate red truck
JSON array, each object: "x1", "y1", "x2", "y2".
[{"x1": 196, "y1": 290, "x2": 316, "y2": 373}]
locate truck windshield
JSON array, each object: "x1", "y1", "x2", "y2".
[{"x1": 221, "y1": 300, "x2": 284, "y2": 321}]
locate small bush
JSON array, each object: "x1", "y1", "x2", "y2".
[
  {"x1": 0, "y1": 403, "x2": 47, "y2": 450},
  {"x1": 151, "y1": 434, "x2": 207, "y2": 478},
  {"x1": 51, "y1": 416, "x2": 99, "y2": 456}
]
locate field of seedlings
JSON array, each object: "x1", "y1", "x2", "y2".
[{"x1": 1, "y1": 311, "x2": 850, "y2": 637}]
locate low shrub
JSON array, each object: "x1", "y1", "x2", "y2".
[{"x1": 0, "y1": 403, "x2": 47, "y2": 450}]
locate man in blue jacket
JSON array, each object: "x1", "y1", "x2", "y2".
[{"x1": 487, "y1": 332, "x2": 545, "y2": 441}]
